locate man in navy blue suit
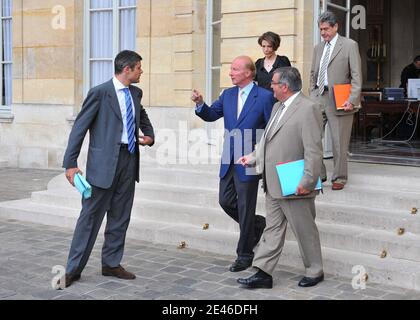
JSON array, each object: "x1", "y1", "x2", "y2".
[{"x1": 191, "y1": 56, "x2": 275, "y2": 272}]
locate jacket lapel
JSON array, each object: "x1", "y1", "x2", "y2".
[
  {"x1": 267, "y1": 93, "x2": 302, "y2": 141},
  {"x1": 129, "y1": 86, "x2": 141, "y2": 130},
  {"x1": 315, "y1": 43, "x2": 325, "y2": 75},
  {"x1": 236, "y1": 84, "x2": 258, "y2": 126},
  {"x1": 106, "y1": 80, "x2": 123, "y2": 121},
  {"x1": 328, "y1": 35, "x2": 344, "y2": 66}
]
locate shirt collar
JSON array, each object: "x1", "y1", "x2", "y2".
[
  {"x1": 113, "y1": 76, "x2": 129, "y2": 91},
  {"x1": 239, "y1": 81, "x2": 255, "y2": 97},
  {"x1": 283, "y1": 91, "x2": 301, "y2": 109},
  {"x1": 327, "y1": 33, "x2": 339, "y2": 47}
]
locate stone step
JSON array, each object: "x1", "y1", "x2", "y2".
[
  {"x1": 140, "y1": 164, "x2": 220, "y2": 189},
  {"x1": 30, "y1": 180, "x2": 420, "y2": 237},
  {"x1": 138, "y1": 161, "x2": 420, "y2": 193},
  {"x1": 140, "y1": 164, "x2": 420, "y2": 211},
  {"x1": 128, "y1": 221, "x2": 420, "y2": 290},
  {"x1": 0, "y1": 160, "x2": 8, "y2": 168},
  {"x1": 29, "y1": 190, "x2": 240, "y2": 231},
  {"x1": 320, "y1": 185, "x2": 420, "y2": 211},
  {"x1": 46, "y1": 164, "x2": 420, "y2": 211},
  {"x1": 309, "y1": 222, "x2": 420, "y2": 263},
  {"x1": 133, "y1": 200, "x2": 420, "y2": 263},
  {"x1": 316, "y1": 201, "x2": 420, "y2": 234},
  {"x1": 1, "y1": 199, "x2": 419, "y2": 290},
  {"x1": 15, "y1": 190, "x2": 420, "y2": 263},
  {"x1": 136, "y1": 181, "x2": 420, "y2": 212},
  {"x1": 339, "y1": 162, "x2": 420, "y2": 191},
  {"x1": 140, "y1": 156, "x2": 420, "y2": 190},
  {"x1": 0, "y1": 199, "x2": 79, "y2": 229}
]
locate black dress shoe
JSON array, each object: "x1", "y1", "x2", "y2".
[
  {"x1": 102, "y1": 265, "x2": 136, "y2": 279},
  {"x1": 237, "y1": 270, "x2": 273, "y2": 289},
  {"x1": 229, "y1": 259, "x2": 252, "y2": 272},
  {"x1": 298, "y1": 274, "x2": 324, "y2": 287}
]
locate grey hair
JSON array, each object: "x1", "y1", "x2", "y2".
[
  {"x1": 318, "y1": 11, "x2": 338, "y2": 27},
  {"x1": 273, "y1": 67, "x2": 302, "y2": 93}
]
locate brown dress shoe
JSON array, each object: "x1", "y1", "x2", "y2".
[
  {"x1": 102, "y1": 265, "x2": 136, "y2": 280},
  {"x1": 57, "y1": 273, "x2": 81, "y2": 289},
  {"x1": 332, "y1": 182, "x2": 345, "y2": 190}
]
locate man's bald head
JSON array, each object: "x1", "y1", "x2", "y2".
[
  {"x1": 229, "y1": 56, "x2": 256, "y2": 88},
  {"x1": 233, "y1": 56, "x2": 256, "y2": 78}
]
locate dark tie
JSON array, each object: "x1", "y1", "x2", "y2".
[
  {"x1": 123, "y1": 88, "x2": 136, "y2": 154},
  {"x1": 266, "y1": 102, "x2": 286, "y2": 140},
  {"x1": 318, "y1": 42, "x2": 331, "y2": 95}
]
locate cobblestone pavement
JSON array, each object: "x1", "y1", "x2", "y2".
[{"x1": 1, "y1": 168, "x2": 420, "y2": 300}]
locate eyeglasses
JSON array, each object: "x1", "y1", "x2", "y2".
[{"x1": 270, "y1": 81, "x2": 283, "y2": 85}]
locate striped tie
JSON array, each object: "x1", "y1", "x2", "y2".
[
  {"x1": 123, "y1": 88, "x2": 136, "y2": 154},
  {"x1": 318, "y1": 42, "x2": 331, "y2": 96},
  {"x1": 265, "y1": 102, "x2": 286, "y2": 140}
]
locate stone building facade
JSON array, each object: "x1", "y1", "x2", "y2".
[{"x1": 0, "y1": 0, "x2": 316, "y2": 169}]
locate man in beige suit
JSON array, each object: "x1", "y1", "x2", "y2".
[
  {"x1": 237, "y1": 67, "x2": 324, "y2": 288},
  {"x1": 309, "y1": 11, "x2": 362, "y2": 191}
]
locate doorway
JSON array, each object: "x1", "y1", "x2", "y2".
[{"x1": 317, "y1": 0, "x2": 420, "y2": 166}]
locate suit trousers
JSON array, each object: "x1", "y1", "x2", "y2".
[
  {"x1": 318, "y1": 93, "x2": 354, "y2": 184},
  {"x1": 219, "y1": 165, "x2": 260, "y2": 261},
  {"x1": 66, "y1": 147, "x2": 136, "y2": 275},
  {"x1": 253, "y1": 193, "x2": 323, "y2": 278}
]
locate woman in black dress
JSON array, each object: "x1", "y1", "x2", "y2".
[{"x1": 255, "y1": 31, "x2": 291, "y2": 92}]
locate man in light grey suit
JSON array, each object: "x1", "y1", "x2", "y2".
[
  {"x1": 237, "y1": 67, "x2": 324, "y2": 288},
  {"x1": 309, "y1": 11, "x2": 362, "y2": 191},
  {"x1": 60, "y1": 50, "x2": 154, "y2": 288}
]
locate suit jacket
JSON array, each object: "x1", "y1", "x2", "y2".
[
  {"x1": 309, "y1": 35, "x2": 362, "y2": 115},
  {"x1": 249, "y1": 93, "x2": 323, "y2": 199},
  {"x1": 63, "y1": 79, "x2": 155, "y2": 189},
  {"x1": 195, "y1": 84, "x2": 275, "y2": 182}
]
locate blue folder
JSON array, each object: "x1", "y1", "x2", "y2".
[
  {"x1": 275, "y1": 159, "x2": 322, "y2": 197},
  {"x1": 74, "y1": 173, "x2": 92, "y2": 199}
]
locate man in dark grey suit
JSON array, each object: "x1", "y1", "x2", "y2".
[{"x1": 61, "y1": 50, "x2": 154, "y2": 288}]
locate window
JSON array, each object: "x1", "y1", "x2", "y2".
[
  {"x1": 205, "y1": 0, "x2": 223, "y2": 144},
  {"x1": 315, "y1": 0, "x2": 351, "y2": 43},
  {"x1": 205, "y1": 0, "x2": 222, "y2": 102},
  {"x1": 1, "y1": 0, "x2": 12, "y2": 109},
  {"x1": 84, "y1": 0, "x2": 137, "y2": 94}
]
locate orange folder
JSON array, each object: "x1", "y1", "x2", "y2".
[{"x1": 333, "y1": 84, "x2": 352, "y2": 110}]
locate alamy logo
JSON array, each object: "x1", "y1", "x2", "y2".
[
  {"x1": 351, "y1": 5, "x2": 366, "y2": 30},
  {"x1": 352, "y1": 265, "x2": 368, "y2": 290},
  {"x1": 51, "y1": 265, "x2": 66, "y2": 290}
]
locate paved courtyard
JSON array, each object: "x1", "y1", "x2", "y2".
[{"x1": 0, "y1": 167, "x2": 420, "y2": 300}]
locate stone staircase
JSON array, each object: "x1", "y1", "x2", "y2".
[
  {"x1": 0, "y1": 150, "x2": 420, "y2": 290},
  {"x1": 0, "y1": 159, "x2": 8, "y2": 168}
]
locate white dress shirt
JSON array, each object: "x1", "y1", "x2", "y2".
[
  {"x1": 317, "y1": 33, "x2": 339, "y2": 87},
  {"x1": 265, "y1": 91, "x2": 301, "y2": 135},
  {"x1": 237, "y1": 82, "x2": 255, "y2": 118},
  {"x1": 113, "y1": 77, "x2": 136, "y2": 144}
]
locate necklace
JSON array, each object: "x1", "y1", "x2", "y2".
[{"x1": 264, "y1": 56, "x2": 276, "y2": 68}]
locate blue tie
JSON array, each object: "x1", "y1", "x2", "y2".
[{"x1": 123, "y1": 88, "x2": 136, "y2": 154}]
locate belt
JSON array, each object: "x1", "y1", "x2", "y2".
[
  {"x1": 120, "y1": 143, "x2": 129, "y2": 149},
  {"x1": 315, "y1": 85, "x2": 329, "y2": 92}
]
